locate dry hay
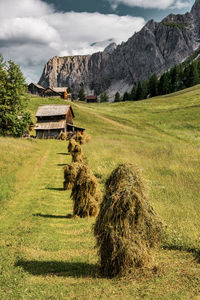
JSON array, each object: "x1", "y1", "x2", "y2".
[
  {"x1": 71, "y1": 164, "x2": 102, "y2": 218},
  {"x1": 68, "y1": 138, "x2": 77, "y2": 154},
  {"x1": 94, "y1": 163, "x2": 165, "y2": 278},
  {"x1": 68, "y1": 139, "x2": 84, "y2": 163},
  {"x1": 76, "y1": 132, "x2": 91, "y2": 145},
  {"x1": 71, "y1": 143, "x2": 84, "y2": 163},
  {"x1": 60, "y1": 132, "x2": 67, "y2": 141},
  {"x1": 63, "y1": 162, "x2": 82, "y2": 190}
]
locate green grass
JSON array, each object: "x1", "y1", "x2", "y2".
[{"x1": 0, "y1": 86, "x2": 200, "y2": 299}]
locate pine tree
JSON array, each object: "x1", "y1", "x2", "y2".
[
  {"x1": 141, "y1": 80, "x2": 148, "y2": 99},
  {"x1": 188, "y1": 61, "x2": 199, "y2": 87},
  {"x1": 148, "y1": 73, "x2": 158, "y2": 97},
  {"x1": 123, "y1": 92, "x2": 130, "y2": 101},
  {"x1": 176, "y1": 64, "x2": 184, "y2": 90},
  {"x1": 183, "y1": 64, "x2": 191, "y2": 88},
  {"x1": 158, "y1": 72, "x2": 170, "y2": 95},
  {"x1": 100, "y1": 92, "x2": 109, "y2": 102},
  {"x1": 136, "y1": 82, "x2": 143, "y2": 100},
  {"x1": 170, "y1": 65, "x2": 180, "y2": 93},
  {"x1": 114, "y1": 92, "x2": 120, "y2": 102},
  {"x1": 0, "y1": 55, "x2": 31, "y2": 137},
  {"x1": 78, "y1": 85, "x2": 86, "y2": 101},
  {"x1": 130, "y1": 84, "x2": 137, "y2": 100}
]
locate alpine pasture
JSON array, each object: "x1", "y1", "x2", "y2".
[{"x1": 0, "y1": 86, "x2": 200, "y2": 299}]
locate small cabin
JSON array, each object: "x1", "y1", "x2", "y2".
[
  {"x1": 28, "y1": 83, "x2": 45, "y2": 95},
  {"x1": 41, "y1": 87, "x2": 72, "y2": 100},
  {"x1": 35, "y1": 105, "x2": 75, "y2": 139},
  {"x1": 86, "y1": 96, "x2": 97, "y2": 103},
  {"x1": 41, "y1": 87, "x2": 61, "y2": 98}
]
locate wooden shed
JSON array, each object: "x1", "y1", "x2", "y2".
[
  {"x1": 41, "y1": 87, "x2": 61, "y2": 98},
  {"x1": 86, "y1": 96, "x2": 97, "y2": 103},
  {"x1": 28, "y1": 83, "x2": 45, "y2": 95},
  {"x1": 41, "y1": 87, "x2": 72, "y2": 100},
  {"x1": 35, "y1": 105, "x2": 75, "y2": 139}
]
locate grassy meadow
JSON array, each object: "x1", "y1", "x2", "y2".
[{"x1": 0, "y1": 86, "x2": 200, "y2": 299}]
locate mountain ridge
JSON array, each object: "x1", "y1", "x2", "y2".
[{"x1": 38, "y1": 0, "x2": 200, "y2": 99}]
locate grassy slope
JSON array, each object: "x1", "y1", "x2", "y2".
[{"x1": 0, "y1": 86, "x2": 200, "y2": 299}]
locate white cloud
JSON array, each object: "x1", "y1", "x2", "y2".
[
  {"x1": 0, "y1": 0, "x2": 145, "y2": 83},
  {"x1": 171, "y1": 1, "x2": 192, "y2": 9},
  {"x1": 0, "y1": 17, "x2": 59, "y2": 44},
  {"x1": 108, "y1": 0, "x2": 191, "y2": 10}
]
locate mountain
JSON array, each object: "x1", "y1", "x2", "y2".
[{"x1": 38, "y1": 0, "x2": 200, "y2": 99}]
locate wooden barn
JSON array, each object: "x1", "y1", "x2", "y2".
[
  {"x1": 86, "y1": 95, "x2": 97, "y2": 103},
  {"x1": 41, "y1": 87, "x2": 72, "y2": 100},
  {"x1": 41, "y1": 87, "x2": 61, "y2": 98},
  {"x1": 28, "y1": 83, "x2": 45, "y2": 95},
  {"x1": 34, "y1": 105, "x2": 85, "y2": 139},
  {"x1": 35, "y1": 105, "x2": 74, "y2": 139}
]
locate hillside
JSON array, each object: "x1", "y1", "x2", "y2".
[
  {"x1": 39, "y1": 0, "x2": 200, "y2": 98},
  {"x1": 0, "y1": 87, "x2": 200, "y2": 299}
]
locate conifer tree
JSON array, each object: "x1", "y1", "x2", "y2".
[
  {"x1": 158, "y1": 72, "x2": 170, "y2": 95},
  {"x1": 176, "y1": 64, "x2": 184, "y2": 90},
  {"x1": 114, "y1": 92, "x2": 120, "y2": 102},
  {"x1": 100, "y1": 92, "x2": 109, "y2": 102},
  {"x1": 141, "y1": 80, "x2": 148, "y2": 99},
  {"x1": 136, "y1": 82, "x2": 143, "y2": 100},
  {"x1": 130, "y1": 84, "x2": 137, "y2": 100},
  {"x1": 170, "y1": 65, "x2": 180, "y2": 93},
  {"x1": 188, "y1": 61, "x2": 199, "y2": 87},
  {"x1": 123, "y1": 92, "x2": 130, "y2": 101},
  {"x1": 0, "y1": 55, "x2": 31, "y2": 137},
  {"x1": 148, "y1": 73, "x2": 158, "y2": 97},
  {"x1": 78, "y1": 84, "x2": 86, "y2": 101}
]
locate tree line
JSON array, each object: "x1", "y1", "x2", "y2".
[{"x1": 115, "y1": 59, "x2": 200, "y2": 102}]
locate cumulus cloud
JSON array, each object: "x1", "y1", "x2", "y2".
[
  {"x1": 108, "y1": 0, "x2": 191, "y2": 10},
  {"x1": 0, "y1": 0, "x2": 145, "y2": 82}
]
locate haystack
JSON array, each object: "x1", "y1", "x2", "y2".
[
  {"x1": 94, "y1": 163, "x2": 164, "y2": 278},
  {"x1": 71, "y1": 143, "x2": 84, "y2": 163},
  {"x1": 68, "y1": 139, "x2": 77, "y2": 154},
  {"x1": 63, "y1": 162, "x2": 82, "y2": 190},
  {"x1": 76, "y1": 132, "x2": 91, "y2": 145},
  {"x1": 60, "y1": 132, "x2": 67, "y2": 141},
  {"x1": 71, "y1": 164, "x2": 102, "y2": 218}
]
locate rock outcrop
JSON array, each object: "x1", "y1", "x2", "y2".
[{"x1": 39, "y1": 0, "x2": 200, "y2": 99}]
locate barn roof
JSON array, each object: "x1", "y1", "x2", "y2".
[
  {"x1": 36, "y1": 105, "x2": 74, "y2": 117},
  {"x1": 29, "y1": 83, "x2": 45, "y2": 90},
  {"x1": 42, "y1": 88, "x2": 61, "y2": 96},
  {"x1": 34, "y1": 120, "x2": 66, "y2": 130},
  {"x1": 52, "y1": 87, "x2": 68, "y2": 93},
  {"x1": 67, "y1": 123, "x2": 85, "y2": 131}
]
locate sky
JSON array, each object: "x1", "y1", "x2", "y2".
[{"x1": 0, "y1": 0, "x2": 195, "y2": 83}]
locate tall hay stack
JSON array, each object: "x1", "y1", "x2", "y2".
[
  {"x1": 76, "y1": 132, "x2": 91, "y2": 145},
  {"x1": 60, "y1": 132, "x2": 67, "y2": 141},
  {"x1": 71, "y1": 143, "x2": 84, "y2": 163},
  {"x1": 94, "y1": 163, "x2": 164, "y2": 277},
  {"x1": 63, "y1": 162, "x2": 82, "y2": 190},
  {"x1": 68, "y1": 139, "x2": 77, "y2": 154},
  {"x1": 71, "y1": 164, "x2": 102, "y2": 218}
]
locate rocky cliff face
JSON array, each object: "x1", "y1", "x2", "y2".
[{"x1": 39, "y1": 0, "x2": 200, "y2": 99}]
